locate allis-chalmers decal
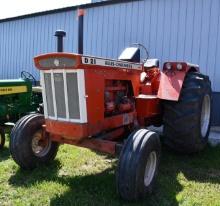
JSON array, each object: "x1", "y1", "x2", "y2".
[{"x1": 82, "y1": 56, "x2": 142, "y2": 70}]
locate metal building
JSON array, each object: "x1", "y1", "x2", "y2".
[{"x1": 0, "y1": 0, "x2": 220, "y2": 125}]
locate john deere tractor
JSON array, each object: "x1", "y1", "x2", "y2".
[{"x1": 0, "y1": 71, "x2": 42, "y2": 149}]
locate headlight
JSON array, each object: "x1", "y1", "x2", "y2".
[
  {"x1": 165, "y1": 63, "x2": 172, "y2": 70},
  {"x1": 177, "y1": 63, "x2": 183, "y2": 70}
]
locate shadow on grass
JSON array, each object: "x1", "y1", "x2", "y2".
[
  {"x1": 9, "y1": 159, "x2": 62, "y2": 187},
  {"x1": 8, "y1": 145, "x2": 220, "y2": 206}
]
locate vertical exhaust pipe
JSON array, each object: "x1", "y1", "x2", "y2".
[
  {"x1": 78, "y1": 7, "x2": 84, "y2": 54},
  {"x1": 55, "y1": 30, "x2": 66, "y2": 52}
]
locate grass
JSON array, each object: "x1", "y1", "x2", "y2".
[{"x1": 1, "y1": 137, "x2": 220, "y2": 206}]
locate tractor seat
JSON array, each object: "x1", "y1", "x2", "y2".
[{"x1": 144, "y1": 59, "x2": 159, "y2": 68}]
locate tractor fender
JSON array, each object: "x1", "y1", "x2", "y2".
[{"x1": 157, "y1": 62, "x2": 199, "y2": 101}]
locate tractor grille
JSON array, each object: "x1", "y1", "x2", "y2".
[{"x1": 41, "y1": 69, "x2": 87, "y2": 123}]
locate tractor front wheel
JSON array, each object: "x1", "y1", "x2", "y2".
[
  {"x1": 163, "y1": 72, "x2": 212, "y2": 153},
  {"x1": 10, "y1": 114, "x2": 59, "y2": 169},
  {"x1": 116, "y1": 129, "x2": 161, "y2": 201},
  {"x1": 0, "y1": 128, "x2": 5, "y2": 149}
]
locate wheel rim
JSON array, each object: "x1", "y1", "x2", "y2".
[
  {"x1": 201, "y1": 94, "x2": 211, "y2": 138},
  {"x1": 144, "y1": 151, "x2": 157, "y2": 187},
  {"x1": 31, "y1": 130, "x2": 51, "y2": 157}
]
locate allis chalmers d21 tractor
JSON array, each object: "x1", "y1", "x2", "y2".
[{"x1": 10, "y1": 31, "x2": 211, "y2": 201}]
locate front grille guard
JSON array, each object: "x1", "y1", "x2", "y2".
[{"x1": 40, "y1": 69, "x2": 87, "y2": 123}]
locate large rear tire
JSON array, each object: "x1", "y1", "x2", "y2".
[
  {"x1": 0, "y1": 128, "x2": 5, "y2": 149},
  {"x1": 116, "y1": 129, "x2": 161, "y2": 201},
  {"x1": 163, "y1": 72, "x2": 212, "y2": 153},
  {"x1": 10, "y1": 114, "x2": 59, "y2": 169}
]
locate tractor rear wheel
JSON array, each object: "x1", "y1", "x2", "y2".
[
  {"x1": 10, "y1": 114, "x2": 59, "y2": 169},
  {"x1": 163, "y1": 72, "x2": 212, "y2": 153},
  {"x1": 116, "y1": 129, "x2": 161, "y2": 201},
  {"x1": 0, "y1": 128, "x2": 5, "y2": 149}
]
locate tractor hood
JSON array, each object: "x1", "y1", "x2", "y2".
[
  {"x1": 0, "y1": 79, "x2": 26, "y2": 84},
  {"x1": 34, "y1": 53, "x2": 143, "y2": 71},
  {"x1": 34, "y1": 53, "x2": 81, "y2": 70}
]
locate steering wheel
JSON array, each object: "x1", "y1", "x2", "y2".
[
  {"x1": 21, "y1": 71, "x2": 37, "y2": 86},
  {"x1": 131, "y1": 43, "x2": 150, "y2": 63}
]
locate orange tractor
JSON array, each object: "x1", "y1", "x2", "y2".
[{"x1": 10, "y1": 30, "x2": 211, "y2": 201}]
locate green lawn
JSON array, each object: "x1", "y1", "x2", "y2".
[{"x1": 0, "y1": 137, "x2": 220, "y2": 206}]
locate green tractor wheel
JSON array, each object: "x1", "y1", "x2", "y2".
[{"x1": 0, "y1": 128, "x2": 5, "y2": 149}]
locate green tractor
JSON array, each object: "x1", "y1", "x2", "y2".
[{"x1": 0, "y1": 71, "x2": 42, "y2": 149}]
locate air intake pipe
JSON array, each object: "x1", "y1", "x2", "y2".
[
  {"x1": 55, "y1": 30, "x2": 66, "y2": 52},
  {"x1": 78, "y1": 7, "x2": 84, "y2": 54}
]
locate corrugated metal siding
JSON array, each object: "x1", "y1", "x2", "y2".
[
  {"x1": 1, "y1": 0, "x2": 220, "y2": 91},
  {"x1": 0, "y1": 10, "x2": 77, "y2": 80},
  {"x1": 84, "y1": 0, "x2": 220, "y2": 92}
]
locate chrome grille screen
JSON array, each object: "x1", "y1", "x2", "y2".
[
  {"x1": 54, "y1": 73, "x2": 66, "y2": 118},
  {"x1": 44, "y1": 73, "x2": 54, "y2": 117},
  {"x1": 39, "y1": 57, "x2": 76, "y2": 68},
  {"x1": 66, "y1": 73, "x2": 80, "y2": 119},
  {"x1": 41, "y1": 69, "x2": 87, "y2": 123}
]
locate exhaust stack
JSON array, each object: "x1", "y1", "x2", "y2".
[
  {"x1": 78, "y1": 8, "x2": 84, "y2": 54},
  {"x1": 55, "y1": 30, "x2": 66, "y2": 52}
]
